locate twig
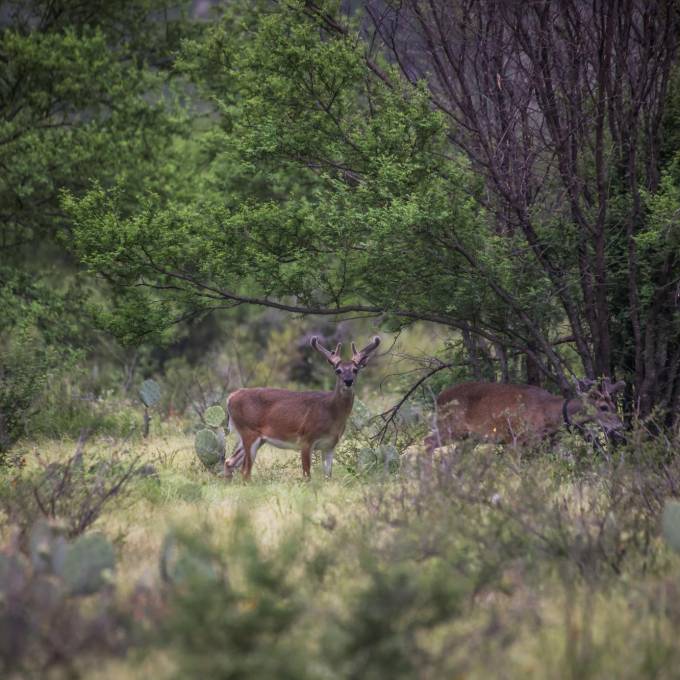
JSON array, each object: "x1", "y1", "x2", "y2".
[{"x1": 374, "y1": 360, "x2": 456, "y2": 443}]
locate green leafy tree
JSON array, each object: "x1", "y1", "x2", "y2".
[
  {"x1": 65, "y1": 1, "x2": 680, "y2": 422},
  {"x1": 0, "y1": 0, "x2": 196, "y2": 449}
]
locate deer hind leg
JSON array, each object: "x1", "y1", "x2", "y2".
[
  {"x1": 224, "y1": 438, "x2": 245, "y2": 479},
  {"x1": 240, "y1": 433, "x2": 263, "y2": 481},
  {"x1": 224, "y1": 431, "x2": 262, "y2": 481},
  {"x1": 301, "y1": 445, "x2": 312, "y2": 479}
]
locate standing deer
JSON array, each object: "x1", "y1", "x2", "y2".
[
  {"x1": 224, "y1": 335, "x2": 381, "y2": 480},
  {"x1": 424, "y1": 378, "x2": 625, "y2": 452}
]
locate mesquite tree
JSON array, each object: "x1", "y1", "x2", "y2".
[{"x1": 356, "y1": 0, "x2": 680, "y2": 415}]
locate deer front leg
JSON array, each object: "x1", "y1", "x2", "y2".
[
  {"x1": 323, "y1": 449, "x2": 334, "y2": 479},
  {"x1": 301, "y1": 445, "x2": 312, "y2": 479}
]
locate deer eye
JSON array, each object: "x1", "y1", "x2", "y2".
[
  {"x1": 352, "y1": 367, "x2": 358, "y2": 374},
  {"x1": 599, "y1": 404, "x2": 610, "y2": 412},
  {"x1": 335, "y1": 368, "x2": 342, "y2": 375}
]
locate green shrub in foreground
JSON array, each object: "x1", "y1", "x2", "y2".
[{"x1": 156, "y1": 522, "x2": 310, "y2": 680}]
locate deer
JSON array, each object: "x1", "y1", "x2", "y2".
[
  {"x1": 223, "y1": 335, "x2": 381, "y2": 480},
  {"x1": 424, "y1": 378, "x2": 625, "y2": 452}
]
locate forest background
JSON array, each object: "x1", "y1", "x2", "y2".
[
  {"x1": 4, "y1": 0, "x2": 680, "y2": 449},
  {"x1": 3, "y1": 2, "x2": 680, "y2": 678}
]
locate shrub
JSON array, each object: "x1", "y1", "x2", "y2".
[
  {"x1": 0, "y1": 522, "x2": 126, "y2": 677},
  {"x1": 0, "y1": 435, "x2": 141, "y2": 540},
  {"x1": 155, "y1": 521, "x2": 312, "y2": 680},
  {"x1": 0, "y1": 326, "x2": 73, "y2": 457}
]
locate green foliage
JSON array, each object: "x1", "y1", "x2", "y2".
[
  {"x1": 335, "y1": 399, "x2": 401, "y2": 475},
  {"x1": 156, "y1": 522, "x2": 310, "y2": 680},
  {"x1": 331, "y1": 558, "x2": 466, "y2": 680},
  {"x1": 0, "y1": 0, "x2": 201, "y2": 448},
  {"x1": 27, "y1": 379, "x2": 140, "y2": 440},
  {"x1": 58, "y1": 533, "x2": 116, "y2": 596},
  {"x1": 0, "y1": 441, "x2": 141, "y2": 538},
  {"x1": 160, "y1": 529, "x2": 220, "y2": 586},
  {"x1": 357, "y1": 444, "x2": 399, "y2": 474},
  {"x1": 65, "y1": 1, "x2": 501, "y2": 343},
  {"x1": 0, "y1": 268, "x2": 82, "y2": 453}
]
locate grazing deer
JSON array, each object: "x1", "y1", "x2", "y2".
[
  {"x1": 223, "y1": 336, "x2": 381, "y2": 480},
  {"x1": 424, "y1": 378, "x2": 625, "y2": 452}
]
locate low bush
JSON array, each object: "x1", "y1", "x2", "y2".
[
  {"x1": 0, "y1": 435, "x2": 141, "y2": 540},
  {"x1": 154, "y1": 520, "x2": 313, "y2": 680}
]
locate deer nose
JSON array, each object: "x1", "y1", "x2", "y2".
[{"x1": 344, "y1": 379, "x2": 354, "y2": 387}]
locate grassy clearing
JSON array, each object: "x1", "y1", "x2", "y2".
[{"x1": 3, "y1": 428, "x2": 680, "y2": 679}]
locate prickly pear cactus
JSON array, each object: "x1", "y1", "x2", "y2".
[
  {"x1": 204, "y1": 405, "x2": 226, "y2": 428},
  {"x1": 29, "y1": 519, "x2": 68, "y2": 575},
  {"x1": 358, "y1": 444, "x2": 399, "y2": 474},
  {"x1": 662, "y1": 500, "x2": 680, "y2": 554},
  {"x1": 195, "y1": 428, "x2": 223, "y2": 468},
  {"x1": 57, "y1": 533, "x2": 116, "y2": 596},
  {"x1": 139, "y1": 379, "x2": 161, "y2": 407}
]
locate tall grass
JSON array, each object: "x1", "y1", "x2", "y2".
[{"x1": 2, "y1": 427, "x2": 680, "y2": 678}]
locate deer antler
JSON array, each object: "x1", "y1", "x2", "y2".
[
  {"x1": 575, "y1": 378, "x2": 597, "y2": 394},
  {"x1": 311, "y1": 336, "x2": 342, "y2": 366},
  {"x1": 352, "y1": 336, "x2": 381, "y2": 367}
]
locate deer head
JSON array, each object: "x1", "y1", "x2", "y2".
[
  {"x1": 575, "y1": 377, "x2": 626, "y2": 434},
  {"x1": 311, "y1": 335, "x2": 381, "y2": 389}
]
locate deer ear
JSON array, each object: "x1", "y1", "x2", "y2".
[{"x1": 605, "y1": 379, "x2": 626, "y2": 395}]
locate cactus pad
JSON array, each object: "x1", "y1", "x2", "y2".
[
  {"x1": 29, "y1": 519, "x2": 68, "y2": 575},
  {"x1": 195, "y1": 428, "x2": 223, "y2": 467},
  {"x1": 358, "y1": 445, "x2": 399, "y2": 474},
  {"x1": 204, "y1": 405, "x2": 226, "y2": 428},
  {"x1": 139, "y1": 379, "x2": 161, "y2": 407},
  {"x1": 58, "y1": 533, "x2": 116, "y2": 596},
  {"x1": 662, "y1": 500, "x2": 680, "y2": 554}
]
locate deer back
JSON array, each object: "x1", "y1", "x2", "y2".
[{"x1": 431, "y1": 382, "x2": 564, "y2": 445}]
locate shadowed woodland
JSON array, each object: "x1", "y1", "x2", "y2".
[{"x1": 3, "y1": 1, "x2": 680, "y2": 678}]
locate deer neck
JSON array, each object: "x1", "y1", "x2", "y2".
[
  {"x1": 331, "y1": 379, "x2": 355, "y2": 414},
  {"x1": 562, "y1": 397, "x2": 590, "y2": 427}
]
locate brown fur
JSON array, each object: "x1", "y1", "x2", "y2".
[{"x1": 424, "y1": 381, "x2": 624, "y2": 451}]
